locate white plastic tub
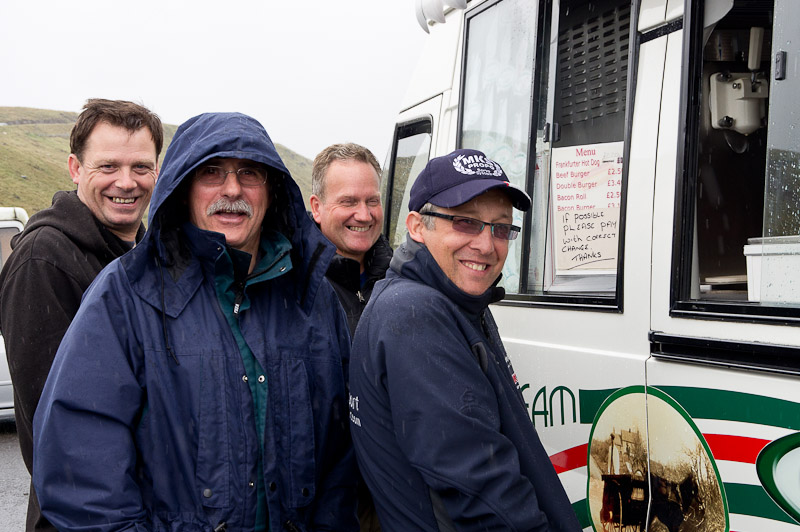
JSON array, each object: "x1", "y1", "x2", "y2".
[{"x1": 744, "y1": 235, "x2": 800, "y2": 302}]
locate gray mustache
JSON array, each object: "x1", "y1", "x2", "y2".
[{"x1": 207, "y1": 198, "x2": 253, "y2": 218}]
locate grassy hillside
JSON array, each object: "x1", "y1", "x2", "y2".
[{"x1": 0, "y1": 107, "x2": 313, "y2": 216}]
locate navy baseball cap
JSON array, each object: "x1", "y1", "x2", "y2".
[{"x1": 408, "y1": 149, "x2": 531, "y2": 212}]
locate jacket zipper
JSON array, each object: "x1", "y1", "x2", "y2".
[
  {"x1": 232, "y1": 248, "x2": 289, "y2": 317},
  {"x1": 233, "y1": 282, "x2": 245, "y2": 317}
]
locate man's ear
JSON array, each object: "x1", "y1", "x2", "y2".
[
  {"x1": 309, "y1": 195, "x2": 323, "y2": 224},
  {"x1": 67, "y1": 154, "x2": 82, "y2": 185},
  {"x1": 406, "y1": 211, "x2": 426, "y2": 244}
]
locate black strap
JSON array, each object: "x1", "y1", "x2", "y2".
[{"x1": 470, "y1": 342, "x2": 489, "y2": 374}]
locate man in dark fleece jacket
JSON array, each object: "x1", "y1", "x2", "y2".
[
  {"x1": 310, "y1": 143, "x2": 392, "y2": 339},
  {"x1": 349, "y1": 149, "x2": 581, "y2": 531},
  {"x1": 0, "y1": 99, "x2": 162, "y2": 532},
  {"x1": 310, "y1": 143, "x2": 391, "y2": 532}
]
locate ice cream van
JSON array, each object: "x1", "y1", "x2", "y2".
[{"x1": 380, "y1": 0, "x2": 800, "y2": 529}]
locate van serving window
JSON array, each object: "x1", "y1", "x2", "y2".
[{"x1": 672, "y1": 0, "x2": 800, "y2": 322}]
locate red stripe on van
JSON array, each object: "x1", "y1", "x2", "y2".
[
  {"x1": 704, "y1": 434, "x2": 771, "y2": 464},
  {"x1": 550, "y1": 444, "x2": 588, "y2": 473},
  {"x1": 550, "y1": 434, "x2": 770, "y2": 474}
]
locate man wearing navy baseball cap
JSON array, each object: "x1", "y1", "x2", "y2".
[{"x1": 348, "y1": 149, "x2": 581, "y2": 530}]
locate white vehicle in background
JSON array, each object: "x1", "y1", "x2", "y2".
[
  {"x1": 0, "y1": 207, "x2": 29, "y2": 422},
  {"x1": 383, "y1": 0, "x2": 800, "y2": 530}
]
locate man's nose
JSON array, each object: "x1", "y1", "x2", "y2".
[
  {"x1": 115, "y1": 168, "x2": 138, "y2": 190},
  {"x1": 353, "y1": 201, "x2": 372, "y2": 221},
  {"x1": 470, "y1": 223, "x2": 495, "y2": 254},
  {"x1": 220, "y1": 171, "x2": 243, "y2": 196}
]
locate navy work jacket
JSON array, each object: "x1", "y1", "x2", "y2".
[{"x1": 349, "y1": 237, "x2": 581, "y2": 531}]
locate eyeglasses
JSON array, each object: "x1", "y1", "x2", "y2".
[
  {"x1": 194, "y1": 165, "x2": 267, "y2": 187},
  {"x1": 420, "y1": 211, "x2": 521, "y2": 240}
]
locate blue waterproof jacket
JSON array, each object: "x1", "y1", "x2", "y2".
[
  {"x1": 349, "y1": 236, "x2": 581, "y2": 531},
  {"x1": 34, "y1": 113, "x2": 357, "y2": 532}
]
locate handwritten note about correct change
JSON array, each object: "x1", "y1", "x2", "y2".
[{"x1": 551, "y1": 142, "x2": 623, "y2": 272}]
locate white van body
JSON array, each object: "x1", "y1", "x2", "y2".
[
  {"x1": 0, "y1": 207, "x2": 28, "y2": 421},
  {"x1": 382, "y1": 0, "x2": 800, "y2": 530}
]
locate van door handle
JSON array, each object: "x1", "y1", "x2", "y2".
[{"x1": 543, "y1": 122, "x2": 561, "y2": 143}]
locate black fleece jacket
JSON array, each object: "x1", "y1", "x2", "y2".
[
  {"x1": 0, "y1": 190, "x2": 143, "y2": 532},
  {"x1": 325, "y1": 234, "x2": 392, "y2": 338}
]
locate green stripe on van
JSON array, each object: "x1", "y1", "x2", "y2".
[
  {"x1": 656, "y1": 387, "x2": 800, "y2": 430},
  {"x1": 578, "y1": 387, "x2": 800, "y2": 430},
  {"x1": 579, "y1": 388, "x2": 616, "y2": 424},
  {"x1": 725, "y1": 483, "x2": 797, "y2": 524}
]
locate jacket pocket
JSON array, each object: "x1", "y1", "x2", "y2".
[
  {"x1": 196, "y1": 353, "x2": 231, "y2": 509},
  {"x1": 282, "y1": 358, "x2": 316, "y2": 508}
]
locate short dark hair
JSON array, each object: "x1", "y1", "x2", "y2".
[
  {"x1": 70, "y1": 99, "x2": 164, "y2": 161},
  {"x1": 311, "y1": 142, "x2": 381, "y2": 199}
]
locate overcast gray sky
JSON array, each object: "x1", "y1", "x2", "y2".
[{"x1": 1, "y1": 0, "x2": 427, "y2": 162}]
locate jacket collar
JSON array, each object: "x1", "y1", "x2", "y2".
[
  {"x1": 124, "y1": 217, "x2": 333, "y2": 318},
  {"x1": 13, "y1": 190, "x2": 144, "y2": 259},
  {"x1": 123, "y1": 225, "x2": 209, "y2": 319},
  {"x1": 326, "y1": 234, "x2": 392, "y2": 291}
]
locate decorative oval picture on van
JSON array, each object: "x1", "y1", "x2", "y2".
[
  {"x1": 587, "y1": 386, "x2": 728, "y2": 531},
  {"x1": 756, "y1": 431, "x2": 800, "y2": 524}
]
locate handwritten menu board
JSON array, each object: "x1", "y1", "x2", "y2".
[{"x1": 551, "y1": 142, "x2": 623, "y2": 272}]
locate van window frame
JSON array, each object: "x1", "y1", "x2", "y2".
[
  {"x1": 382, "y1": 117, "x2": 434, "y2": 238},
  {"x1": 670, "y1": 0, "x2": 800, "y2": 327},
  {"x1": 456, "y1": 0, "x2": 539, "y2": 296},
  {"x1": 456, "y1": 0, "x2": 639, "y2": 312}
]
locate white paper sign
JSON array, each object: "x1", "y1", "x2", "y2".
[{"x1": 551, "y1": 142, "x2": 624, "y2": 272}]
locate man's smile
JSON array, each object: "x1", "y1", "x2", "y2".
[
  {"x1": 347, "y1": 225, "x2": 371, "y2": 232},
  {"x1": 110, "y1": 197, "x2": 136, "y2": 204}
]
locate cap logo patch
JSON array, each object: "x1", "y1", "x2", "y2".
[{"x1": 452, "y1": 154, "x2": 504, "y2": 177}]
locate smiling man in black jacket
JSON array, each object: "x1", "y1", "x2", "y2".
[{"x1": 0, "y1": 99, "x2": 162, "y2": 532}]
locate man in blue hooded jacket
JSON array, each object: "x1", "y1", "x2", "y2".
[
  {"x1": 33, "y1": 113, "x2": 358, "y2": 532},
  {"x1": 349, "y1": 149, "x2": 581, "y2": 531}
]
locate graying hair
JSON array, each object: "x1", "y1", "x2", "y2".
[
  {"x1": 311, "y1": 142, "x2": 381, "y2": 199},
  {"x1": 419, "y1": 202, "x2": 438, "y2": 230}
]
